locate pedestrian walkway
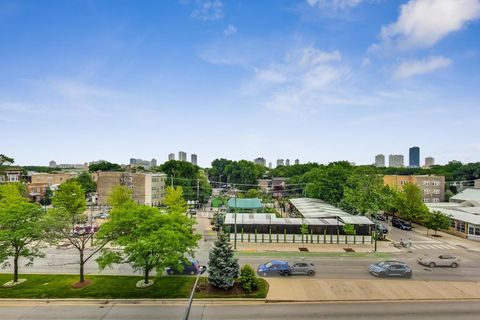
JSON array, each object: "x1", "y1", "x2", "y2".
[
  {"x1": 235, "y1": 241, "x2": 401, "y2": 253},
  {"x1": 410, "y1": 243, "x2": 458, "y2": 250},
  {"x1": 411, "y1": 223, "x2": 480, "y2": 252},
  {"x1": 266, "y1": 278, "x2": 480, "y2": 302}
]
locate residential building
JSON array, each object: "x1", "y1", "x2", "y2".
[
  {"x1": 383, "y1": 175, "x2": 445, "y2": 203},
  {"x1": 151, "y1": 158, "x2": 157, "y2": 167},
  {"x1": 285, "y1": 159, "x2": 290, "y2": 166},
  {"x1": 95, "y1": 172, "x2": 167, "y2": 206},
  {"x1": 49, "y1": 160, "x2": 57, "y2": 167},
  {"x1": 168, "y1": 153, "x2": 175, "y2": 161},
  {"x1": 191, "y1": 154, "x2": 198, "y2": 165},
  {"x1": 388, "y1": 154, "x2": 404, "y2": 167},
  {"x1": 294, "y1": 159, "x2": 300, "y2": 165},
  {"x1": 254, "y1": 157, "x2": 266, "y2": 167},
  {"x1": 129, "y1": 158, "x2": 153, "y2": 168},
  {"x1": 425, "y1": 157, "x2": 435, "y2": 168},
  {"x1": 272, "y1": 177, "x2": 287, "y2": 197},
  {"x1": 276, "y1": 159, "x2": 284, "y2": 167},
  {"x1": 1, "y1": 167, "x2": 22, "y2": 183},
  {"x1": 268, "y1": 162, "x2": 272, "y2": 169},
  {"x1": 476, "y1": 179, "x2": 480, "y2": 189},
  {"x1": 258, "y1": 179, "x2": 272, "y2": 192},
  {"x1": 409, "y1": 146, "x2": 420, "y2": 168},
  {"x1": 49, "y1": 161, "x2": 87, "y2": 170},
  {"x1": 178, "y1": 151, "x2": 187, "y2": 162},
  {"x1": 28, "y1": 172, "x2": 76, "y2": 202},
  {"x1": 375, "y1": 154, "x2": 385, "y2": 168}
]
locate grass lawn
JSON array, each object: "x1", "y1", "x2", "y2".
[
  {"x1": 235, "y1": 251, "x2": 392, "y2": 259},
  {"x1": 0, "y1": 274, "x2": 268, "y2": 299}
]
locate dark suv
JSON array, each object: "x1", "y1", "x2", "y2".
[
  {"x1": 392, "y1": 218, "x2": 412, "y2": 230},
  {"x1": 369, "y1": 261, "x2": 412, "y2": 278},
  {"x1": 166, "y1": 258, "x2": 200, "y2": 275}
]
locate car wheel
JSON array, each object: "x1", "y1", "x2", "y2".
[
  {"x1": 378, "y1": 272, "x2": 386, "y2": 278},
  {"x1": 282, "y1": 270, "x2": 291, "y2": 277},
  {"x1": 429, "y1": 262, "x2": 436, "y2": 268},
  {"x1": 451, "y1": 262, "x2": 458, "y2": 268},
  {"x1": 167, "y1": 270, "x2": 173, "y2": 275},
  {"x1": 307, "y1": 270, "x2": 315, "y2": 276},
  {"x1": 190, "y1": 270, "x2": 195, "y2": 275},
  {"x1": 405, "y1": 272, "x2": 412, "y2": 278},
  {"x1": 263, "y1": 272, "x2": 267, "y2": 277}
]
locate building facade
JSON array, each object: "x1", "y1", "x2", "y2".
[
  {"x1": 375, "y1": 154, "x2": 385, "y2": 167},
  {"x1": 95, "y1": 172, "x2": 167, "y2": 206},
  {"x1": 178, "y1": 151, "x2": 187, "y2": 162},
  {"x1": 276, "y1": 159, "x2": 284, "y2": 167},
  {"x1": 191, "y1": 154, "x2": 197, "y2": 166},
  {"x1": 254, "y1": 157, "x2": 266, "y2": 167},
  {"x1": 294, "y1": 159, "x2": 300, "y2": 165},
  {"x1": 28, "y1": 172, "x2": 76, "y2": 202},
  {"x1": 409, "y1": 146, "x2": 420, "y2": 167},
  {"x1": 388, "y1": 154, "x2": 404, "y2": 167},
  {"x1": 285, "y1": 159, "x2": 290, "y2": 166},
  {"x1": 168, "y1": 153, "x2": 175, "y2": 161},
  {"x1": 425, "y1": 157, "x2": 435, "y2": 168},
  {"x1": 384, "y1": 175, "x2": 445, "y2": 203}
]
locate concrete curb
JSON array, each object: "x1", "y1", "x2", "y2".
[{"x1": 266, "y1": 298, "x2": 480, "y2": 304}]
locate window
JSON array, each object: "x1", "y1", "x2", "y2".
[
  {"x1": 433, "y1": 189, "x2": 440, "y2": 194},
  {"x1": 456, "y1": 221, "x2": 466, "y2": 233},
  {"x1": 450, "y1": 220, "x2": 456, "y2": 228}
]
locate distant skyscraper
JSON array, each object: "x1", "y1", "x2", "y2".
[
  {"x1": 409, "y1": 146, "x2": 420, "y2": 168},
  {"x1": 425, "y1": 157, "x2": 435, "y2": 167},
  {"x1": 254, "y1": 157, "x2": 266, "y2": 167},
  {"x1": 130, "y1": 158, "x2": 136, "y2": 166},
  {"x1": 49, "y1": 160, "x2": 57, "y2": 168},
  {"x1": 276, "y1": 159, "x2": 284, "y2": 167},
  {"x1": 191, "y1": 154, "x2": 197, "y2": 165},
  {"x1": 285, "y1": 159, "x2": 290, "y2": 166},
  {"x1": 375, "y1": 154, "x2": 385, "y2": 167},
  {"x1": 294, "y1": 159, "x2": 299, "y2": 165},
  {"x1": 178, "y1": 151, "x2": 187, "y2": 162},
  {"x1": 168, "y1": 153, "x2": 175, "y2": 161},
  {"x1": 388, "y1": 154, "x2": 404, "y2": 167},
  {"x1": 151, "y1": 158, "x2": 157, "y2": 167},
  {"x1": 268, "y1": 162, "x2": 272, "y2": 169}
]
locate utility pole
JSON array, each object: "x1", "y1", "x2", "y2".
[
  {"x1": 196, "y1": 178, "x2": 200, "y2": 208},
  {"x1": 234, "y1": 184, "x2": 237, "y2": 250},
  {"x1": 183, "y1": 266, "x2": 207, "y2": 320}
]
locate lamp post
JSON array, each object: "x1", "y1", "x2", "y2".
[
  {"x1": 234, "y1": 184, "x2": 237, "y2": 250},
  {"x1": 374, "y1": 213, "x2": 378, "y2": 252},
  {"x1": 183, "y1": 265, "x2": 207, "y2": 320}
]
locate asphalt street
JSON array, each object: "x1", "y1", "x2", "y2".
[{"x1": 1, "y1": 301, "x2": 480, "y2": 320}]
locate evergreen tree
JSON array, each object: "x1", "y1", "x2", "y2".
[{"x1": 208, "y1": 232, "x2": 239, "y2": 289}]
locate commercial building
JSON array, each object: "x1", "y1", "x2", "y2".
[
  {"x1": 375, "y1": 154, "x2": 385, "y2": 167},
  {"x1": 254, "y1": 157, "x2": 266, "y2": 167},
  {"x1": 409, "y1": 146, "x2": 420, "y2": 168},
  {"x1": 384, "y1": 175, "x2": 445, "y2": 202},
  {"x1": 388, "y1": 154, "x2": 404, "y2": 167},
  {"x1": 191, "y1": 154, "x2": 197, "y2": 166},
  {"x1": 425, "y1": 157, "x2": 435, "y2": 168},
  {"x1": 168, "y1": 153, "x2": 175, "y2": 161},
  {"x1": 449, "y1": 187, "x2": 480, "y2": 203},
  {"x1": 276, "y1": 159, "x2": 284, "y2": 167},
  {"x1": 95, "y1": 172, "x2": 167, "y2": 206},
  {"x1": 178, "y1": 151, "x2": 187, "y2": 162}
]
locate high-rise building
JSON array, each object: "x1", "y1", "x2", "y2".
[
  {"x1": 254, "y1": 157, "x2": 266, "y2": 167},
  {"x1": 409, "y1": 146, "x2": 420, "y2": 168},
  {"x1": 425, "y1": 157, "x2": 435, "y2": 168},
  {"x1": 294, "y1": 159, "x2": 299, "y2": 165},
  {"x1": 151, "y1": 158, "x2": 157, "y2": 167},
  {"x1": 268, "y1": 162, "x2": 272, "y2": 169},
  {"x1": 168, "y1": 153, "x2": 175, "y2": 161},
  {"x1": 276, "y1": 159, "x2": 284, "y2": 167},
  {"x1": 375, "y1": 154, "x2": 385, "y2": 168},
  {"x1": 178, "y1": 151, "x2": 187, "y2": 162},
  {"x1": 49, "y1": 160, "x2": 57, "y2": 168},
  {"x1": 191, "y1": 154, "x2": 197, "y2": 166},
  {"x1": 388, "y1": 154, "x2": 404, "y2": 167},
  {"x1": 130, "y1": 158, "x2": 136, "y2": 166},
  {"x1": 285, "y1": 159, "x2": 290, "y2": 166}
]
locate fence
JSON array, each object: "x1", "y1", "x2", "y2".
[{"x1": 228, "y1": 230, "x2": 372, "y2": 245}]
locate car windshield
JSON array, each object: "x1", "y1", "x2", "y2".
[
  {"x1": 377, "y1": 262, "x2": 390, "y2": 267},
  {"x1": 265, "y1": 262, "x2": 273, "y2": 268}
]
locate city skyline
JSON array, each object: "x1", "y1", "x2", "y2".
[{"x1": 1, "y1": 0, "x2": 480, "y2": 166}]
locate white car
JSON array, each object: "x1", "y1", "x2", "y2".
[{"x1": 417, "y1": 254, "x2": 460, "y2": 268}]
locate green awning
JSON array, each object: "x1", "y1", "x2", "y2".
[{"x1": 227, "y1": 198, "x2": 263, "y2": 209}]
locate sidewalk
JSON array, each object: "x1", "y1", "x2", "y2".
[
  {"x1": 235, "y1": 241, "x2": 401, "y2": 253},
  {"x1": 411, "y1": 223, "x2": 480, "y2": 252},
  {"x1": 266, "y1": 278, "x2": 480, "y2": 302}
]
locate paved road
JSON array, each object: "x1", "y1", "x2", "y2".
[{"x1": 1, "y1": 301, "x2": 479, "y2": 320}]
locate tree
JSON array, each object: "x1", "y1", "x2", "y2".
[
  {"x1": 70, "y1": 172, "x2": 97, "y2": 195},
  {"x1": 0, "y1": 184, "x2": 47, "y2": 284},
  {"x1": 208, "y1": 231, "x2": 239, "y2": 289},
  {"x1": 39, "y1": 187, "x2": 53, "y2": 206},
  {"x1": 300, "y1": 223, "x2": 309, "y2": 245},
  {"x1": 107, "y1": 185, "x2": 134, "y2": 208},
  {"x1": 97, "y1": 189, "x2": 200, "y2": 286},
  {"x1": 246, "y1": 188, "x2": 259, "y2": 199},
  {"x1": 0, "y1": 154, "x2": 14, "y2": 167},
  {"x1": 342, "y1": 171, "x2": 384, "y2": 215},
  {"x1": 240, "y1": 264, "x2": 259, "y2": 293},
  {"x1": 395, "y1": 183, "x2": 429, "y2": 223},
  {"x1": 47, "y1": 181, "x2": 106, "y2": 284},
  {"x1": 164, "y1": 186, "x2": 187, "y2": 214},
  {"x1": 88, "y1": 161, "x2": 122, "y2": 172},
  {"x1": 424, "y1": 211, "x2": 451, "y2": 236},
  {"x1": 342, "y1": 224, "x2": 355, "y2": 248}
]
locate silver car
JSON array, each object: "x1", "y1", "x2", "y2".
[
  {"x1": 417, "y1": 254, "x2": 460, "y2": 268},
  {"x1": 288, "y1": 261, "x2": 316, "y2": 276}
]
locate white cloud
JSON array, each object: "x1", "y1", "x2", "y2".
[
  {"x1": 224, "y1": 24, "x2": 237, "y2": 36},
  {"x1": 192, "y1": 0, "x2": 224, "y2": 21},
  {"x1": 393, "y1": 56, "x2": 452, "y2": 79},
  {"x1": 306, "y1": 0, "x2": 363, "y2": 9},
  {"x1": 297, "y1": 47, "x2": 341, "y2": 66},
  {"x1": 379, "y1": 0, "x2": 480, "y2": 50},
  {"x1": 43, "y1": 77, "x2": 118, "y2": 99}
]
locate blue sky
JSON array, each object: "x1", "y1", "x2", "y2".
[{"x1": 1, "y1": 0, "x2": 480, "y2": 167}]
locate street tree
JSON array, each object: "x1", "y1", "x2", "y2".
[
  {"x1": 208, "y1": 231, "x2": 239, "y2": 289},
  {"x1": 97, "y1": 188, "x2": 200, "y2": 286},
  {"x1": 246, "y1": 188, "x2": 259, "y2": 199},
  {"x1": 70, "y1": 172, "x2": 97, "y2": 196},
  {"x1": 424, "y1": 211, "x2": 451, "y2": 236},
  {"x1": 0, "y1": 184, "x2": 47, "y2": 285},
  {"x1": 342, "y1": 171, "x2": 384, "y2": 215},
  {"x1": 395, "y1": 183, "x2": 429, "y2": 223},
  {"x1": 107, "y1": 185, "x2": 134, "y2": 207},
  {"x1": 164, "y1": 186, "x2": 188, "y2": 214},
  {"x1": 47, "y1": 181, "x2": 107, "y2": 284},
  {"x1": 300, "y1": 223, "x2": 309, "y2": 245}
]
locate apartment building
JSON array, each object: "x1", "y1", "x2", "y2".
[
  {"x1": 384, "y1": 175, "x2": 445, "y2": 203},
  {"x1": 375, "y1": 154, "x2": 385, "y2": 167},
  {"x1": 388, "y1": 154, "x2": 404, "y2": 167},
  {"x1": 28, "y1": 172, "x2": 76, "y2": 202},
  {"x1": 95, "y1": 172, "x2": 167, "y2": 206}
]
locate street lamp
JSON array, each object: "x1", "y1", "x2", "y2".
[
  {"x1": 234, "y1": 185, "x2": 237, "y2": 250},
  {"x1": 183, "y1": 265, "x2": 207, "y2": 320}
]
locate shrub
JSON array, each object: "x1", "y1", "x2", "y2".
[{"x1": 240, "y1": 264, "x2": 258, "y2": 293}]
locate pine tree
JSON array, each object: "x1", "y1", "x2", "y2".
[{"x1": 208, "y1": 232, "x2": 239, "y2": 289}]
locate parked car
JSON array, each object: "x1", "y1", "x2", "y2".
[
  {"x1": 392, "y1": 218, "x2": 412, "y2": 231},
  {"x1": 369, "y1": 261, "x2": 412, "y2": 278},
  {"x1": 373, "y1": 223, "x2": 388, "y2": 234},
  {"x1": 94, "y1": 212, "x2": 109, "y2": 219},
  {"x1": 375, "y1": 214, "x2": 387, "y2": 221},
  {"x1": 257, "y1": 260, "x2": 315, "y2": 277},
  {"x1": 166, "y1": 258, "x2": 200, "y2": 275},
  {"x1": 417, "y1": 254, "x2": 460, "y2": 268}
]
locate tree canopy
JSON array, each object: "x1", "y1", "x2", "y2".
[
  {"x1": 70, "y1": 172, "x2": 97, "y2": 195},
  {"x1": 88, "y1": 161, "x2": 122, "y2": 172}
]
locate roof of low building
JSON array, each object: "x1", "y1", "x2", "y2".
[
  {"x1": 227, "y1": 198, "x2": 263, "y2": 209},
  {"x1": 450, "y1": 188, "x2": 480, "y2": 202}
]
